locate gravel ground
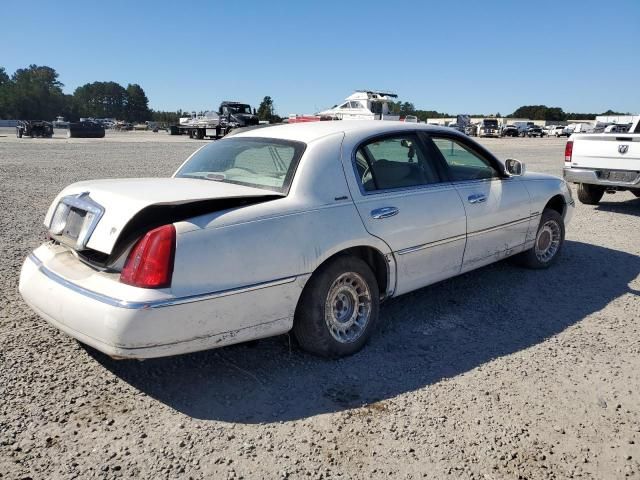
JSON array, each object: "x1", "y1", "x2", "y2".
[{"x1": 1, "y1": 129, "x2": 639, "y2": 479}]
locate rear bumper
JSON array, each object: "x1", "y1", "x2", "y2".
[
  {"x1": 19, "y1": 246, "x2": 307, "y2": 359},
  {"x1": 563, "y1": 167, "x2": 640, "y2": 188}
]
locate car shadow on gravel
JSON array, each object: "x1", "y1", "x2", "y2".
[
  {"x1": 596, "y1": 196, "x2": 640, "y2": 217},
  {"x1": 91, "y1": 240, "x2": 640, "y2": 423}
]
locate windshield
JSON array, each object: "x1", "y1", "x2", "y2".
[
  {"x1": 176, "y1": 137, "x2": 305, "y2": 193},
  {"x1": 226, "y1": 104, "x2": 252, "y2": 114},
  {"x1": 484, "y1": 120, "x2": 499, "y2": 127}
]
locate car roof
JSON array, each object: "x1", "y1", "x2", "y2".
[{"x1": 230, "y1": 120, "x2": 456, "y2": 143}]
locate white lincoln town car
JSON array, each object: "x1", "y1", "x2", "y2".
[{"x1": 19, "y1": 121, "x2": 574, "y2": 359}]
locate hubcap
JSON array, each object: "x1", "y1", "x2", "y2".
[
  {"x1": 535, "y1": 220, "x2": 561, "y2": 262},
  {"x1": 324, "y1": 272, "x2": 372, "y2": 344}
]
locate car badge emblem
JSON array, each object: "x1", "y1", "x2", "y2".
[{"x1": 618, "y1": 145, "x2": 629, "y2": 154}]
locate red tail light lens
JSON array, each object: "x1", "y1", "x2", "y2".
[
  {"x1": 120, "y1": 224, "x2": 176, "y2": 288},
  {"x1": 564, "y1": 141, "x2": 573, "y2": 163}
]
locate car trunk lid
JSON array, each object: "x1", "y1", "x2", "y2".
[{"x1": 44, "y1": 177, "x2": 283, "y2": 255}]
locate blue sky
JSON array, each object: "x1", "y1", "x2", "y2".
[{"x1": 2, "y1": 0, "x2": 639, "y2": 115}]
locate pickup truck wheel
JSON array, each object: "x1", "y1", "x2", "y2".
[
  {"x1": 293, "y1": 256, "x2": 379, "y2": 358},
  {"x1": 632, "y1": 190, "x2": 640, "y2": 198},
  {"x1": 518, "y1": 209, "x2": 565, "y2": 269},
  {"x1": 577, "y1": 183, "x2": 605, "y2": 205}
]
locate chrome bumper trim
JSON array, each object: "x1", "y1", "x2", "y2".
[
  {"x1": 563, "y1": 167, "x2": 640, "y2": 187},
  {"x1": 27, "y1": 253, "x2": 297, "y2": 310}
]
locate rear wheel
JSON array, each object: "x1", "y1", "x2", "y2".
[
  {"x1": 518, "y1": 209, "x2": 565, "y2": 269},
  {"x1": 577, "y1": 183, "x2": 605, "y2": 205},
  {"x1": 632, "y1": 190, "x2": 640, "y2": 198},
  {"x1": 293, "y1": 256, "x2": 379, "y2": 358}
]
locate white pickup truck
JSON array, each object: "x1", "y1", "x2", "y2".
[{"x1": 563, "y1": 117, "x2": 640, "y2": 204}]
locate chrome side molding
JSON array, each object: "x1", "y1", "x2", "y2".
[{"x1": 28, "y1": 253, "x2": 298, "y2": 310}]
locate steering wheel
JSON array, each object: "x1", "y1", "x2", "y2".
[{"x1": 361, "y1": 165, "x2": 371, "y2": 184}]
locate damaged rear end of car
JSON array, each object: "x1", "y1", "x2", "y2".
[{"x1": 20, "y1": 135, "x2": 311, "y2": 358}]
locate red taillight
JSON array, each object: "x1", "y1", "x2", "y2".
[
  {"x1": 564, "y1": 140, "x2": 573, "y2": 163},
  {"x1": 120, "y1": 224, "x2": 176, "y2": 288}
]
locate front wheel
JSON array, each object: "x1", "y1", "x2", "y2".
[
  {"x1": 293, "y1": 256, "x2": 379, "y2": 358},
  {"x1": 577, "y1": 183, "x2": 605, "y2": 205},
  {"x1": 518, "y1": 209, "x2": 565, "y2": 269}
]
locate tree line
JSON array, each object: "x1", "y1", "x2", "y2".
[
  {"x1": 1, "y1": 65, "x2": 629, "y2": 123},
  {"x1": 0, "y1": 64, "x2": 153, "y2": 122},
  {"x1": 391, "y1": 101, "x2": 630, "y2": 122},
  {"x1": 508, "y1": 105, "x2": 629, "y2": 121}
]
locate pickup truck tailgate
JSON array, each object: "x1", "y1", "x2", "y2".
[{"x1": 570, "y1": 134, "x2": 640, "y2": 171}]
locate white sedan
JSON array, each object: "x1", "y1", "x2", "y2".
[{"x1": 19, "y1": 121, "x2": 574, "y2": 359}]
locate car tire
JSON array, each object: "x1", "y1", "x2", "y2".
[
  {"x1": 293, "y1": 256, "x2": 379, "y2": 358},
  {"x1": 577, "y1": 183, "x2": 605, "y2": 205},
  {"x1": 518, "y1": 209, "x2": 565, "y2": 269},
  {"x1": 632, "y1": 190, "x2": 640, "y2": 198}
]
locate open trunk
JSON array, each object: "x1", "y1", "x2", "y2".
[{"x1": 44, "y1": 177, "x2": 283, "y2": 266}]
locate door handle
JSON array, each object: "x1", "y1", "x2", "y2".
[
  {"x1": 371, "y1": 207, "x2": 399, "y2": 219},
  {"x1": 467, "y1": 194, "x2": 487, "y2": 204}
]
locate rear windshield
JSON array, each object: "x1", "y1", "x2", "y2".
[{"x1": 176, "y1": 137, "x2": 306, "y2": 194}]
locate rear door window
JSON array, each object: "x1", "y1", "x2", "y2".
[{"x1": 355, "y1": 134, "x2": 441, "y2": 192}]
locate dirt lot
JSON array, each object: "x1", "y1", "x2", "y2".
[{"x1": 1, "y1": 128, "x2": 639, "y2": 479}]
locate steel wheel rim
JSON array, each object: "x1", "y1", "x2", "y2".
[
  {"x1": 324, "y1": 272, "x2": 372, "y2": 344},
  {"x1": 535, "y1": 220, "x2": 561, "y2": 262}
]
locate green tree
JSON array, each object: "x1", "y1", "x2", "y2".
[
  {"x1": 73, "y1": 81, "x2": 128, "y2": 119},
  {"x1": 257, "y1": 96, "x2": 281, "y2": 123},
  {"x1": 0, "y1": 67, "x2": 10, "y2": 118},
  {"x1": 125, "y1": 83, "x2": 151, "y2": 122},
  {"x1": 509, "y1": 105, "x2": 566, "y2": 121},
  {"x1": 2, "y1": 65, "x2": 68, "y2": 119}
]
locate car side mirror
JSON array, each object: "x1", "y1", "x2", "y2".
[{"x1": 505, "y1": 158, "x2": 525, "y2": 176}]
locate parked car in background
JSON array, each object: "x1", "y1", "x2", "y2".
[
  {"x1": 548, "y1": 125, "x2": 569, "y2": 137},
  {"x1": 603, "y1": 124, "x2": 631, "y2": 134},
  {"x1": 566, "y1": 123, "x2": 594, "y2": 135},
  {"x1": 67, "y1": 121, "x2": 106, "y2": 138},
  {"x1": 16, "y1": 120, "x2": 54, "y2": 138},
  {"x1": 526, "y1": 125, "x2": 545, "y2": 137},
  {"x1": 563, "y1": 117, "x2": 640, "y2": 204},
  {"x1": 19, "y1": 121, "x2": 574, "y2": 360},
  {"x1": 464, "y1": 124, "x2": 478, "y2": 136},
  {"x1": 404, "y1": 115, "x2": 418, "y2": 123},
  {"x1": 501, "y1": 124, "x2": 519, "y2": 137},
  {"x1": 513, "y1": 121, "x2": 535, "y2": 137},
  {"x1": 478, "y1": 118, "x2": 500, "y2": 137}
]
